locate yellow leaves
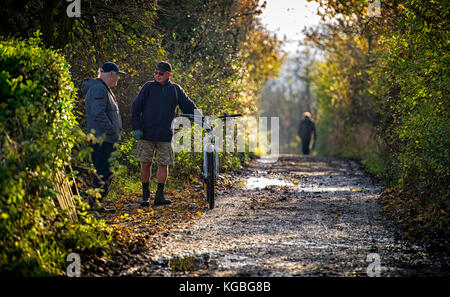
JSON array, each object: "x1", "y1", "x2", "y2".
[
  {"x1": 351, "y1": 188, "x2": 363, "y2": 192},
  {"x1": 103, "y1": 181, "x2": 211, "y2": 248}
]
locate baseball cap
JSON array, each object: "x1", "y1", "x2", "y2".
[
  {"x1": 100, "y1": 62, "x2": 126, "y2": 74},
  {"x1": 156, "y1": 61, "x2": 172, "y2": 73}
]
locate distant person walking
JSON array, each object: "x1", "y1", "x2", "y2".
[
  {"x1": 82, "y1": 62, "x2": 126, "y2": 207},
  {"x1": 298, "y1": 112, "x2": 317, "y2": 155},
  {"x1": 131, "y1": 61, "x2": 201, "y2": 207}
]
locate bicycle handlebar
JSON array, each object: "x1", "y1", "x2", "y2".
[
  {"x1": 179, "y1": 113, "x2": 242, "y2": 119},
  {"x1": 218, "y1": 113, "x2": 242, "y2": 119}
]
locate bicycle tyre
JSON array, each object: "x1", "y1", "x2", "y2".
[{"x1": 206, "y1": 151, "x2": 215, "y2": 209}]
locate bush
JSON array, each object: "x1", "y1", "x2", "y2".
[
  {"x1": 0, "y1": 35, "x2": 112, "y2": 276},
  {"x1": 373, "y1": 0, "x2": 450, "y2": 232},
  {"x1": 310, "y1": 0, "x2": 449, "y2": 238}
]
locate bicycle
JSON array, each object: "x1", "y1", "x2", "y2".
[{"x1": 179, "y1": 113, "x2": 241, "y2": 209}]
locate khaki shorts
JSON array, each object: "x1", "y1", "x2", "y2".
[{"x1": 136, "y1": 140, "x2": 174, "y2": 166}]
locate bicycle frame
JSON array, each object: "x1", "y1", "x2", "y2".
[
  {"x1": 202, "y1": 122, "x2": 219, "y2": 180},
  {"x1": 179, "y1": 112, "x2": 241, "y2": 209}
]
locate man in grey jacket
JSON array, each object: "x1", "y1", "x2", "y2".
[{"x1": 82, "y1": 62, "x2": 125, "y2": 206}]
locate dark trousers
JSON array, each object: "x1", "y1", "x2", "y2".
[
  {"x1": 92, "y1": 142, "x2": 115, "y2": 199},
  {"x1": 301, "y1": 138, "x2": 311, "y2": 155}
]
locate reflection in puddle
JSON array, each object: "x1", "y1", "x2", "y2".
[
  {"x1": 255, "y1": 156, "x2": 279, "y2": 164},
  {"x1": 244, "y1": 176, "x2": 380, "y2": 193},
  {"x1": 169, "y1": 254, "x2": 218, "y2": 272},
  {"x1": 244, "y1": 176, "x2": 353, "y2": 192},
  {"x1": 245, "y1": 177, "x2": 290, "y2": 189}
]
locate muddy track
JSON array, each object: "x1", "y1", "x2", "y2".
[{"x1": 120, "y1": 155, "x2": 449, "y2": 276}]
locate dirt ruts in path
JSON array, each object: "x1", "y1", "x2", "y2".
[{"x1": 124, "y1": 155, "x2": 449, "y2": 276}]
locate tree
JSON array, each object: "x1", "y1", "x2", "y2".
[
  {"x1": 307, "y1": 0, "x2": 449, "y2": 237},
  {"x1": 258, "y1": 50, "x2": 317, "y2": 153}
]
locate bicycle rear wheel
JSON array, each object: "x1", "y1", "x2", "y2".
[{"x1": 206, "y1": 151, "x2": 215, "y2": 209}]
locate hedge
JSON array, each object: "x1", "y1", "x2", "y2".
[{"x1": 0, "y1": 35, "x2": 111, "y2": 276}]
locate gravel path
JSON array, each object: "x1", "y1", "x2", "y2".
[{"x1": 126, "y1": 155, "x2": 449, "y2": 276}]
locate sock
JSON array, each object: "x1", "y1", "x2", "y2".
[
  {"x1": 157, "y1": 183, "x2": 165, "y2": 192},
  {"x1": 142, "y1": 182, "x2": 149, "y2": 198}
]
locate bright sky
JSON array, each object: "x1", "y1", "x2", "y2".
[{"x1": 259, "y1": 0, "x2": 322, "y2": 55}]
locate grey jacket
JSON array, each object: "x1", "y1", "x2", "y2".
[{"x1": 82, "y1": 78, "x2": 122, "y2": 143}]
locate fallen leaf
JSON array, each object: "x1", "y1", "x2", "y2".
[{"x1": 351, "y1": 188, "x2": 363, "y2": 192}]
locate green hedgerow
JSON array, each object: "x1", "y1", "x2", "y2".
[{"x1": 0, "y1": 34, "x2": 112, "y2": 276}]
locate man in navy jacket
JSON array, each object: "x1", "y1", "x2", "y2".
[{"x1": 131, "y1": 61, "x2": 200, "y2": 207}]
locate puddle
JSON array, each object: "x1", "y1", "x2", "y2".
[
  {"x1": 245, "y1": 177, "x2": 290, "y2": 189},
  {"x1": 169, "y1": 253, "x2": 219, "y2": 272},
  {"x1": 256, "y1": 156, "x2": 279, "y2": 164},
  {"x1": 245, "y1": 176, "x2": 351, "y2": 192},
  {"x1": 168, "y1": 253, "x2": 256, "y2": 272},
  {"x1": 244, "y1": 176, "x2": 379, "y2": 194}
]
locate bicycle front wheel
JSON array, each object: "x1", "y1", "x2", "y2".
[{"x1": 206, "y1": 151, "x2": 215, "y2": 209}]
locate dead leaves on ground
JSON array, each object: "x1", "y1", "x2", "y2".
[
  {"x1": 101, "y1": 186, "x2": 209, "y2": 249},
  {"x1": 99, "y1": 177, "x2": 235, "y2": 249},
  {"x1": 381, "y1": 188, "x2": 449, "y2": 250}
]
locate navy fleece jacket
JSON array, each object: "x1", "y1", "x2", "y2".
[{"x1": 130, "y1": 80, "x2": 199, "y2": 142}]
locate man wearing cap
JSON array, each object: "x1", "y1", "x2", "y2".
[
  {"x1": 82, "y1": 62, "x2": 126, "y2": 207},
  {"x1": 131, "y1": 61, "x2": 200, "y2": 207}
]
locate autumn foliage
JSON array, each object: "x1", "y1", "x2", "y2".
[
  {"x1": 308, "y1": 0, "x2": 449, "y2": 244},
  {"x1": 0, "y1": 0, "x2": 283, "y2": 275}
]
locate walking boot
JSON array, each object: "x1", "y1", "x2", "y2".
[
  {"x1": 141, "y1": 183, "x2": 150, "y2": 207},
  {"x1": 154, "y1": 188, "x2": 171, "y2": 206},
  {"x1": 141, "y1": 197, "x2": 150, "y2": 207}
]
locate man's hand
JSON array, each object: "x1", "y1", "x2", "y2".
[{"x1": 133, "y1": 130, "x2": 143, "y2": 140}]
